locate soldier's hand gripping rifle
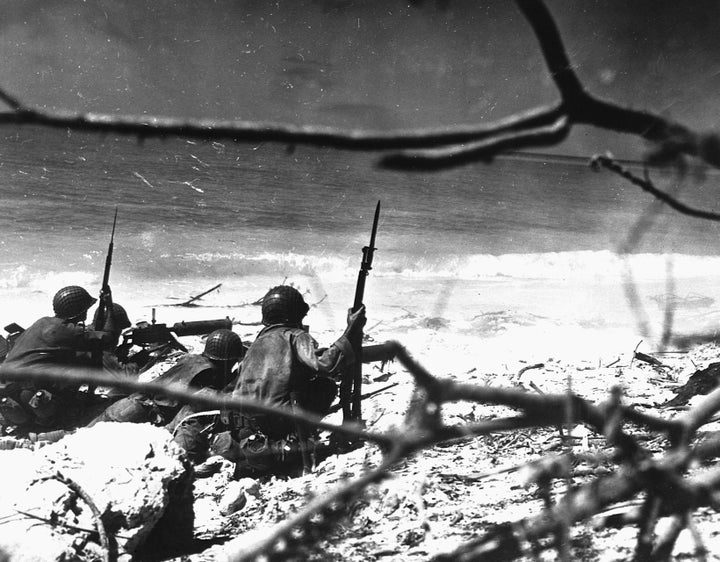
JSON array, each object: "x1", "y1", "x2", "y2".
[{"x1": 340, "y1": 200, "x2": 380, "y2": 424}]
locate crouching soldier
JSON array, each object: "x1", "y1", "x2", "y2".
[
  {"x1": 90, "y1": 302, "x2": 139, "y2": 398},
  {"x1": 220, "y1": 285, "x2": 365, "y2": 478},
  {"x1": 88, "y1": 328, "x2": 244, "y2": 462},
  {"x1": 0, "y1": 285, "x2": 116, "y2": 431}
]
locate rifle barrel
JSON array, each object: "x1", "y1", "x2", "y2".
[{"x1": 101, "y1": 207, "x2": 118, "y2": 290}]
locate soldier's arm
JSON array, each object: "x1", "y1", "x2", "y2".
[
  {"x1": 79, "y1": 327, "x2": 116, "y2": 352},
  {"x1": 292, "y1": 331, "x2": 355, "y2": 377}
]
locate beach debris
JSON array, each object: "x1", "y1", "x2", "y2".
[
  {"x1": 633, "y1": 351, "x2": 669, "y2": 368},
  {"x1": 178, "y1": 282, "x2": 223, "y2": 307},
  {"x1": 662, "y1": 362, "x2": 720, "y2": 407},
  {"x1": 517, "y1": 362, "x2": 545, "y2": 378}
]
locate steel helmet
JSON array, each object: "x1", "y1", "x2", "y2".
[
  {"x1": 93, "y1": 303, "x2": 132, "y2": 331},
  {"x1": 52, "y1": 286, "x2": 97, "y2": 320},
  {"x1": 261, "y1": 285, "x2": 309, "y2": 325},
  {"x1": 203, "y1": 329, "x2": 244, "y2": 361}
]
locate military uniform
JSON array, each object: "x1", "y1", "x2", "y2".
[
  {"x1": 90, "y1": 329, "x2": 244, "y2": 464},
  {"x1": 0, "y1": 289, "x2": 115, "y2": 431},
  {"x1": 232, "y1": 324, "x2": 352, "y2": 437},
  {"x1": 224, "y1": 285, "x2": 363, "y2": 478},
  {"x1": 88, "y1": 354, "x2": 224, "y2": 426}
]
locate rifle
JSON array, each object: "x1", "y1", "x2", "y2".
[
  {"x1": 341, "y1": 200, "x2": 381, "y2": 424},
  {"x1": 95, "y1": 207, "x2": 118, "y2": 333}
]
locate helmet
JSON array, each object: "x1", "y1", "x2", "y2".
[
  {"x1": 93, "y1": 303, "x2": 131, "y2": 331},
  {"x1": 261, "y1": 285, "x2": 309, "y2": 325},
  {"x1": 203, "y1": 329, "x2": 244, "y2": 361},
  {"x1": 53, "y1": 286, "x2": 97, "y2": 320}
]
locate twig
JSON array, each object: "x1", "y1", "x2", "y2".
[
  {"x1": 36, "y1": 471, "x2": 113, "y2": 562},
  {"x1": 517, "y1": 363, "x2": 544, "y2": 378},
  {"x1": 592, "y1": 154, "x2": 720, "y2": 222}
]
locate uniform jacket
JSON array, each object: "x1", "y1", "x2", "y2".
[
  {"x1": 1, "y1": 316, "x2": 107, "y2": 370},
  {"x1": 150, "y1": 353, "x2": 223, "y2": 409},
  {"x1": 232, "y1": 323, "x2": 354, "y2": 437}
]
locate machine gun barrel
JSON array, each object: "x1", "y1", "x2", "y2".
[
  {"x1": 172, "y1": 318, "x2": 232, "y2": 337},
  {"x1": 124, "y1": 317, "x2": 233, "y2": 347}
]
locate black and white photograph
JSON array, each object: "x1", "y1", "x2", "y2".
[{"x1": 1, "y1": 1, "x2": 720, "y2": 560}]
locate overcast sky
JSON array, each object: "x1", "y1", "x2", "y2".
[{"x1": 1, "y1": 0, "x2": 719, "y2": 160}]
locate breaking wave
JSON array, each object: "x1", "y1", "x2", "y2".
[
  {"x1": 4, "y1": 250, "x2": 720, "y2": 292},
  {"x1": 129, "y1": 249, "x2": 720, "y2": 283}
]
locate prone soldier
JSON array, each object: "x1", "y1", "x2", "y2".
[{"x1": 88, "y1": 328, "x2": 245, "y2": 463}]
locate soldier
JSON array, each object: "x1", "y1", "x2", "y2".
[
  {"x1": 91, "y1": 302, "x2": 138, "y2": 397},
  {"x1": 88, "y1": 328, "x2": 245, "y2": 463},
  {"x1": 0, "y1": 285, "x2": 116, "y2": 430},
  {"x1": 223, "y1": 285, "x2": 365, "y2": 478}
]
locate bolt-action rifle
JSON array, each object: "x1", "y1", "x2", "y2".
[
  {"x1": 87, "y1": 208, "x2": 118, "y2": 394},
  {"x1": 340, "y1": 200, "x2": 381, "y2": 424},
  {"x1": 95, "y1": 207, "x2": 118, "y2": 333}
]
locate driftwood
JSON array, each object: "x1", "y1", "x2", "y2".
[
  {"x1": 633, "y1": 351, "x2": 668, "y2": 369},
  {"x1": 176, "y1": 283, "x2": 223, "y2": 307}
]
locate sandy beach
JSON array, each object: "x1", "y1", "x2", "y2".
[
  {"x1": 4, "y1": 221, "x2": 720, "y2": 561},
  {"x1": 4, "y1": 253, "x2": 720, "y2": 560},
  {"x1": 175, "y1": 295, "x2": 720, "y2": 561}
]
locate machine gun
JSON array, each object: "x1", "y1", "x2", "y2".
[{"x1": 117, "y1": 308, "x2": 233, "y2": 368}]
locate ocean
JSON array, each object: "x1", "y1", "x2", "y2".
[{"x1": 2, "y1": 126, "x2": 720, "y2": 366}]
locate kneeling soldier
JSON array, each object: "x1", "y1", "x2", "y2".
[{"x1": 223, "y1": 285, "x2": 365, "y2": 478}]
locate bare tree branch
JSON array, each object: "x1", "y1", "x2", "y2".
[
  {"x1": 0, "y1": 0, "x2": 718, "y2": 178},
  {"x1": 591, "y1": 154, "x2": 720, "y2": 221}
]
